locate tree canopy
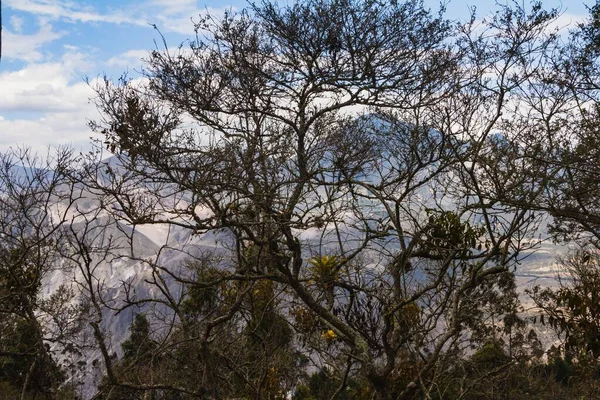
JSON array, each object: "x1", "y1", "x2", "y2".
[{"x1": 6, "y1": 0, "x2": 600, "y2": 399}]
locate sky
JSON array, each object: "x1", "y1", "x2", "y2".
[{"x1": 0, "y1": 0, "x2": 595, "y2": 155}]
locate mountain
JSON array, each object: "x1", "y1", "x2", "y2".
[{"x1": 29, "y1": 150, "x2": 569, "y2": 397}]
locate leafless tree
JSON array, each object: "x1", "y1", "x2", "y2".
[
  {"x1": 77, "y1": 0, "x2": 570, "y2": 398},
  {"x1": 0, "y1": 147, "x2": 88, "y2": 399}
]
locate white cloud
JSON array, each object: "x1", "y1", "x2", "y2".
[
  {"x1": 10, "y1": 15, "x2": 25, "y2": 33},
  {"x1": 5, "y1": 0, "x2": 147, "y2": 26},
  {"x1": 0, "y1": 59, "x2": 90, "y2": 113},
  {"x1": 0, "y1": 112, "x2": 98, "y2": 155},
  {"x1": 61, "y1": 45, "x2": 95, "y2": 72},
  {"x1": 547, "y1": 12, "x2": 587, "y2": 32},
  {"x1": 0, "y1": 1, "x2": 236, "y2": 156},
  {"x1": 0, "y1": 96, "x2": 101, "y2": 155},
  {"x1": 144, "y1": 0, "x2": 204, "y2": 34},
  {"x1": 106, "y1": 49, "x2": 149, "y2": 68},
  {"x1": 6, "y1": 0, "x2": 235, "y2": 36},
  {"x1": 3, "y1": 19, "x2": 64, "y2": 62},
  {"x1": 149, "y1": 0, "x2": 199, "y2": 15},
  {"x1": 0, "y1": 50, "x2": 103, "y2": 154},
  {"x1": 137, "y1": 1, "x2": 235, "y2": 35}
]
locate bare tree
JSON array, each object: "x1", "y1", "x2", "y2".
[
  {"x1": 78, "y1": 0, "x2": 568, "y2": 398},
  {"x1": 0, "y1": 147, "x2": 87, "y2": 399}
]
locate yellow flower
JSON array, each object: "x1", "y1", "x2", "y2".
[
  {"x1": 308, "y1": 255, "x2": 341, "y2": 288},
  {"x1": 322, "y1": 329, "x2": 337, "y2": 342}
]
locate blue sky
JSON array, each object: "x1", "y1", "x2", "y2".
[{"x1": 0, "y1": 0, "x2": 594, "y2": 154}]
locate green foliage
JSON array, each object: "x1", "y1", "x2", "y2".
[
  {"x1": 0, "y1": 316, "x2": 65, "y2": 396},
  {"x1": 121, "y1": 313, "x2": 155, "y2": 362},
  {"x1": 530, "y1": 250, "x2": 600, "y2": 359},
  {"x1": 181, "y1": 264, "x2": 223, "y2": 319},
  {"x1": 0, "y1": 243, "x2": 67, "y2": 398},
  {"x1": 293, "y1": 370, "x2": 370, "y2": 400},
  {"x1": 421, "y1": 210, "x2": 485, "y2": 259},
  {"x1": 97, "y1": 275, "x2": 302, "y2": 399},
  {"x1": 0, "y1": 244, "x2": 42, "y2": 314},
  {"x1": 471, "y1": 341, "x2": 511, "y2": 369},
  {"x1": 551, "y1": 355, "x2": 575, "y2": 386},
  {"x1": 95, "y1": 314, "x2": 161, "y2": 400},
  {"x1": 308, "y1": 255, "x2": 341, "y2": 289}
]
